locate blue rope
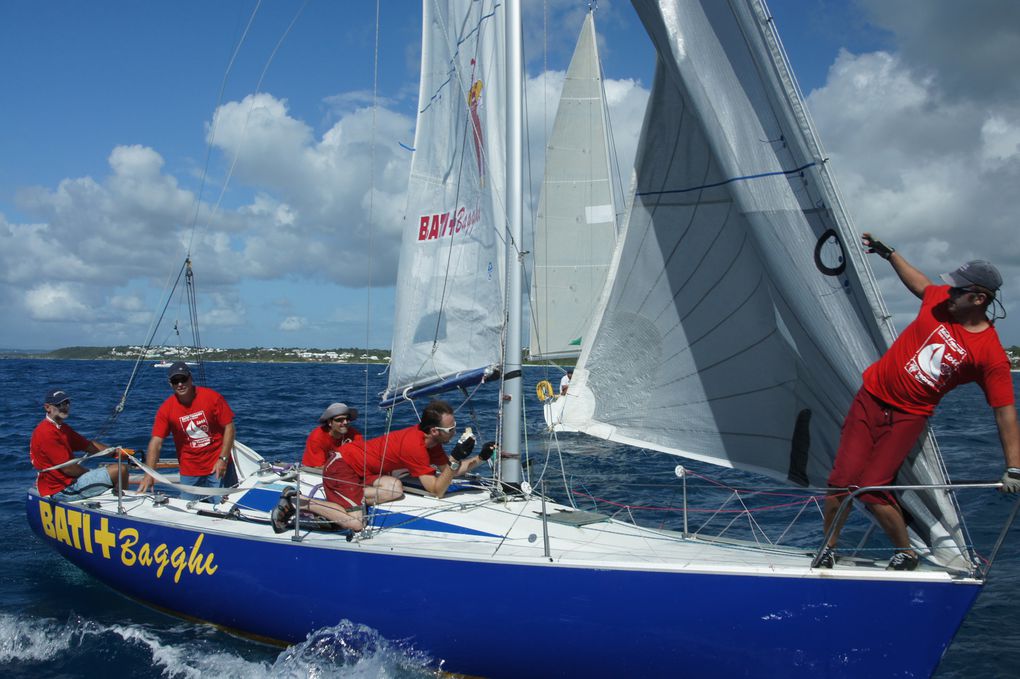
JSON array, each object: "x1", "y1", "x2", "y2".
[{"x1": 636, "y1": 161, "x2": 816, "y2": 197}]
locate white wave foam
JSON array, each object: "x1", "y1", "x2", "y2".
[
  {"x1": 271, "y1": 620, "x2": 437, "y2": 678},
  {"x1": 0, "y1": 612, "x2": 73, "y2": 662},
  {"x1": 1, "y1": 613, "x2": 437, "y2": 678}
]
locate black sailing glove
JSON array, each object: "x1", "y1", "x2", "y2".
[
  {"x1": 451, "y1": 436, "x2": 476, "y2": 461},
  {"x1": 478, "y1": 441, "x2": 497, "y2": 461},
  {"x1": 862, "y1": 233, "x2": 895, "y2": 260}
]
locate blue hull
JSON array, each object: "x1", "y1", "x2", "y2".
[{"x1": 26, "y1": 493, "x2": 979, "y2": 678}]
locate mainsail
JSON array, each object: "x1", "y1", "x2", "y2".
[
  {"x1": 529, "y1": 11, "x2": 619, "y2": 359},
  {"x1": 386, "y1": 0, "x2": 507, "y2": 400},
  {"x1": 562, "y1": 0, "x2": 968, "y2": 568}
]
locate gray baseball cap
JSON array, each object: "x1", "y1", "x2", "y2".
[{"x1": 940, "y1": 260, "x2": 1002, "y2": 293}]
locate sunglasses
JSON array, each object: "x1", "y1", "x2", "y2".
[
  {"x1": 330, "y1": 415, "x2": 351, "y2": 423},
  {"x1": 434, "y1": 424, "x2": 457, "y2": 433},
  {"x1": 169, "y1": 376, "x2": 191, "y2": 386}
]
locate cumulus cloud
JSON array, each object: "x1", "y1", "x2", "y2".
[
  {"x1": 207, "y1": 93, "x2": 412, "y2": 288},
  {"x1": 859, "y1": 0, "x2": 1020, "y2": 106},
  {"x1": 9, "y1": 0, "x2": 1015, "y2": 351},
  {"x1": 24, "y1": 283, "x2": 94, "y2": 322},
  {"x1": 280, "y1": 316, "x2": 308, "y2": 331},
  {"x1": 806, "y1": 4, "x2": 1020, "y2": 338}
]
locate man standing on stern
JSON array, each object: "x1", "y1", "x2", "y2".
[
  {"x1": 138, "y1": 362, "x2": 236, "y2": 501},
  {"x1": 820, "y1": 233, "x2": 1020, "y2": 571}
]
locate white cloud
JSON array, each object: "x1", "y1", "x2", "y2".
[
  {"x1": 807, "y1": 39, "x2": 1020, "y2": 339},
  {"x1": 207, "y1": 93, "x2": 412, "y2": 288},
  {"x1": 24, "y1": 283, "x2": 93, "y2": 322},
  {"x1": 280, "y1": 316, "x2": 308, "y2": 332}
]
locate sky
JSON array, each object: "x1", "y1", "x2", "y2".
[{"x1": 2, "y1": 0, "x2": 1019, "y2": 351}]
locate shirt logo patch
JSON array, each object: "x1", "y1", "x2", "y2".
[
  {"x1": 905, "y1": 326, "x2": 966, "y2": 391},
  {"x1": 180, "y1": 411, "x2": 211, "y2": 449}
]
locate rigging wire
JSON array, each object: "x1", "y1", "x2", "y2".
[
  {"x1": 98, "y1": 259, "x2": 191, "y2": 438},
  {"x1": 109, "y1": 1, "x2": 308, "y2": 430}
]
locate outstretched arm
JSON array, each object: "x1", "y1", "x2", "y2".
[
  {"x1": 862, "y1": 232, "x2": 933, "y2": 300},
  {"x1": 995, "y1": 405, "x2": 1020, "y2": 493},
  {"x1": 994, "y1": 405, "x2": 1020, "y2": 469},
  {"x1": 138, "y1": 435, "x2": 163, "y2": 493}
]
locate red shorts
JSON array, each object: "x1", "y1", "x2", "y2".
[
  {"x1": 827, "y1": 387, "x2": 928, "y2": 505},
  {"x1": 322, "y1": 456, "x2": 373, "y2": 509}
]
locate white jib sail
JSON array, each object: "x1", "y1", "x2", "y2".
[
  {"x1": 529, "y1": 11, "x2": 619, "y2": 360},
  {"x1": 388, "y1": 0, "x2": 508, "y2": 396},
  {"x1": 561, "y1": 0, "x2": 967, "y2": 568}
]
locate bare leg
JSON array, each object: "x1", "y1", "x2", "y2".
[
  {"x1": 868, "y1": 503, "x2": 914, "y2": 553},
  {"x1": 822, "y1": 492, "x2": 850, "y2": 548},
  {"x1": 303, "y1": 498, "x2": 364, "y2": 531},
  {"x1": 364, "y1": 476, "x2": 404, "y2": 505}
]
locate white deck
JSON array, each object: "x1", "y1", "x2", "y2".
[{"x1": 66, "y1": 471, "x2": 972, "y2": 585}]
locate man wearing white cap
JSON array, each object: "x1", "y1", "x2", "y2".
[
  {"x1": 302, "y1": 403, "x2": 363, "y2": 468},
  {"x1": 820, "y1": 233, "x2": 1020, "y2": 571}
]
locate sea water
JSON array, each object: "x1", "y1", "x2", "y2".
[{"x1": 1, "y1": 359, "x2": 1017, "y2": 677}]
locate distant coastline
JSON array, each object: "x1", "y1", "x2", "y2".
[{"x1": 0, "y1": 345, "x2": 392, "y2": 364}]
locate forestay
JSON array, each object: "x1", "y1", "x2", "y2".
[
  {"x1": 529, "y1": 12, "x2": 618, "y2": 360},
  {"x1": 561, "y1": 0, "x2": 969, "y2": 569},
  {"x1": 387, "y1": 0, "x2": 508, "y2": 398}
]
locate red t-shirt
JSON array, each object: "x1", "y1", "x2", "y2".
[
  {"x1": 302, "y1": 425, "x2": 363, "y2": 467},
  {"x1": 30, "y1": 418, "x2": 93, "y2": 496},
  {"x1": 338, "y1": 425, "x2": 448, "y2": 479},
  {"x1": 863, "y1": 285, "x2": 1014, "y2": 416},
  {"x1": 152, "y1": 387, "x2": 235, "y2": 476}
]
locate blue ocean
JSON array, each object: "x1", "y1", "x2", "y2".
[{"x1": 1, "y1": 359, "x2": 1017, "y2": 677}]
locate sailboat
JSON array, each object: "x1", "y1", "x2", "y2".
[
  {"x1": 26, "y1": 1, "x2": 1015, "y2": 677},
  {"x1": 527, "y1": 11, "x2": 620, "y2": 434}
]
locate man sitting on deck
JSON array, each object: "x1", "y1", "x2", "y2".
[
  {"x1": 272, "y1": 399, "x2": 495, "y2": 533},
  {"x1": 301, "y1": 402, "x2": 363, "y2": 468},
  {"x1": 820, "y1": 234, "x2": 1020, "y2": 571},
  {"x1": 30, "y1": 389, "x2": 129, "y2": 500}
]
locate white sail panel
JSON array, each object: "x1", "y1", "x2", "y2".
[
  {"x1": 562, "y1": 0, "x2": 966, "y2": 567},
  {"x1": 387, "y1": 0, "x2": 507, "y2": 396},
  {"x1": 529, "y1": 12, "x2": 618, "y2": 360}
]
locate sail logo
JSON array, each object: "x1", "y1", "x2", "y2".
[
  {"x1": 904, "y1": 326, "x2": 966, "y2": 390},
  {"x1": 417, "y1": 206, "x2": 482, "y2": 241},
  {"x1": 180, "y1": 411, "x2": 211, "y2": 448},
  {"x1": 37, "y1": 500, "x2": 218, "y2": 584},
  {"x1": 468, "y1": 58, "x2": 485, "y2": 180}
]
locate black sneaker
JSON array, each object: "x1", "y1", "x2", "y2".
[
  {"x1": 270, "y1": 489, "x2": 296, "y2": 533},
  {"x1": 886, "y1": 551, "x2": 919, "y2": 571},
  {"x1": 815, "y1": 545, "x2": 836, "y2": 569}
]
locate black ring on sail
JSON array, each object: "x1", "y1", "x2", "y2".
[{"x1": 813, "y1": 228, "x2": 846, "y2": 276}]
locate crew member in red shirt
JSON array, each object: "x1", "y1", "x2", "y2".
[
  {"x1": 30, "y1": 389, "x2": 128, "y2": 499},
  {"x1": 138, "y1": 362, "x2": 235, "y2": 501},
  {"x1": 271, "y1": 400, "x2": 495, "y2": 533},
  {"x1": 820, "y1": 234, "x2": 1020, "y2": 571},
  {"x1": 301, "y1": 402, "x2": 362, "y2": 467}
]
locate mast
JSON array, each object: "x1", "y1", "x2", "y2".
[{"x1": 499, "y1": 0, "x2": 523, "y2": 484}]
